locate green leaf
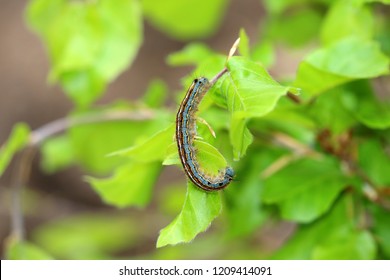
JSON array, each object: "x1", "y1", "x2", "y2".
[
  {"x1": 263, "y1": 157, "x2": 350, "y2": 223},
  {"x1": 342, "y1": 80, "x2": 390, "y2": 129},
  {"x1": 294, "y1": 37, "x2": 390, "y2": 95},
  {"x1": 250, "y1": 40, "x2": 275, "y2": 68},
  {"x1": 163, "y1": 142, "x2": 180, "y2": 166},
  {"x1": 0, "y1": 123, "x2": 30, "y2": 177},
  {"x1": 110, "y1": 124, "x2": 175, "y2": 162},
  {"x1": 141, "y1": 0, "x2": 229, "y2": 40},
  {"x1": 6, "y1": 239, "x2": 53, "y2": 260},
  {"x1": 142, "y1": 79, "x2": 168, "y2": 108},
  {"x1": 163, "y1": 139, "x2": 230, "y2": 177},
  {"x1": 309, "y1": 87, "x2": 357, "y2": 134},
  {"x1": 68, "y1": 109, "x2": 171, "y2": 174},
  {"x1": 358, "y1": 140, "x2": 390, "y2": 186},
  {"x1": 167, "y1": 43, "x2": 215, "y2": 66},
  {"x1": 40, "y1": 135, "x2": 75, "y2": 173},
  {"x1": 88, "y1": 161, "x2": 161, "y2": 208},
  {"x1": 371, "y1": 205, "x2": 390, "y2": 259},
  {"x1": 222, "y1": 56, "x2": 297, "y2": 159},
  {"x1": 265, "y1": 7, "x2": 323, "y2": 47},
  {"x1": 312, "y1": 230, "x2": 376, "y2": 259},
  {"x1": 27, "y1": 0, "x2": 143, "y2": 107},
  {"x1": 321, "y1": 1, "x2": 374, "y2": 45},
  {"x1": 157, "y1": 183, "x2": 222, "y2": 247},
  {"x1": 238, "y1": 29, "x2": 250, "y2": 57},
  {"x1": 273, "y1": 195, "x2": 376, "y2": 259},
  {"x1": 225, "y1": 149, "x2": 269, "y2": 237},
  {"x1": 32, "y1": 213, "x2": 138, "y2": 259}
]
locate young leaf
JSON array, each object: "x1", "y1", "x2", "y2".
[
  {"x1": 294, "y1": 37, "x2": 390, "y2": 95},
  {"x1": 238, "y1": 28, "x2": 250, "y2": 57},
  {"x1": 0, "y1": 123, "x2": 30, "y2": 177},
  {"x1": 141, "y1": 0, "x2": 229, "y2": 40},
  {"x1": 167, "y1": 43, "x2": 215, "y2": 66},
  {"x1": 27, "y1": 0, "x2": 143, "y2": 107},
  {"x1": 222, "y1": 56, "x2": 297, "y2": 159},
  {"x1": 321, "y1": 1, "x2": 374, "y2": 45},
  {"x1": 157, "y1": 183, "x2": 222, "y2": 247},
  {"x1": 87, "y1": 161, "x2": 161, "y2": 208},
  {"x1": 263, "y1": 157, "x2": 351, "y2": 223},
  {"x1": 110, "y1": 124, "x2": 175, "y2": 162},
  {"x1": 40, "y1": 135, "x2": 75, "y2": 173},
  {"x1": 68, "y1": 110, "x2": 170, "y2": 174}
]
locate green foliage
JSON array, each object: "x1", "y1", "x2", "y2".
[
  {"x1": 0, "y1": 123, "x2": 30, "y2": 176},
  {"x1": 141, "y1": 0, "x2": 229, "y2": 40},
  {"x1": 31, "y1": 214, "x2": 139, "y2": 259},
  {"x1": 2, "y1": 0, "x2": 390, "y2": 260},
  {"x1": 157, "y1": 184, "x2": 222, "y2": 248},
  {"x1": 6, "y1": 239, "x2": 53, "y2": 260},
  {"x1": 273, "y1": 196, "x2": 377, "y2": 260},
  {"x1": 294, "y1": 37, "x2": 389, "y2": 95},
  {"x1": 27, "y1": 0, "x2": 142, "y2": 107},
  {"x1": 263, "y1": 157, "x2": 354, "y2": 223}
]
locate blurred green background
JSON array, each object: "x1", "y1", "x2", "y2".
[{"x1": 1, "y1": 0, "x2": 389, "y2": 260}]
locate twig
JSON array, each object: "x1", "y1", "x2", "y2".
[
  {"x1": 209, "y1": 68, "x2": 229, "y2": 86},
  {"x1": 9, "y1": 108, "x2": 155, "y2": 243},
  {"x1": 29, "y1": 110, "x2": 155, "y2": 146},
  {"x1": 10, "y1": 147, "x2": 35, "y2": 241},
  {"x1": 287, "y1": 92, "x2": 302, "y2": 104}
]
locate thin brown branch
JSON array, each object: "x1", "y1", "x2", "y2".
[
  {"x1": 10, "y1": 147, "x2": 36, "y2": 242},
  {"x1": 29, "y1": 110, "x2": 155, "y2": 146},
  {"x1": 287, "y1": 92, "x2": 302, "y2": 104}
]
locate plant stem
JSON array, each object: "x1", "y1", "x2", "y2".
[
  {"x1": 9, "y1": 109, "x2": 155, "y2": 243},
  {"x1": 209, "y1": 67, "x2": 229, "y2": 86},
  {"x1": 29, "y1": 110, "x2": 154, "y2": 146}
]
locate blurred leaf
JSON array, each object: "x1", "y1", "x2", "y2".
[
  {"x1": 309, "y1": 87, "x2": 356, "y2": 134},
  {"x1": 167, "y1": 43, "x2": 215, "y2": 66},
  {"x1": 294, "y1": 37, "x2": 390, "y2": 95},
  {"x1": 222, "y1": 56, "x2": 298, "y2": 159},
  {"x1": 250, "y1": 39, "x2": 275, "y2": 68},
  {"x1": 321, "y1": 0, "x2": 374, "y2": 45},
  {"x1": 6, "y1": 239, "x2": 53, "y2": 260},
  {"x1": 265, "y1": 7, "x2": 323, "y2": 47},
  {"x1": 371, "y1": 205, "x2": 390, "y2": 259},
  {"x1": 263, "y1": 157, "x2": 350, "y2": 222},
  {"x1": 142, "y1": 79, "x2": 168, "y2": 108},
  {"x1": 88, "y1": 161, "x2": 161, "y2": 208},
  {"x1": 225, "y1": 149, "x2": 269, "y2": 237},
  {"x1": 40, "y1": 135, "x2": 75, "y2": 173},
  {"x1": 311, "y1": 230, "x2": 376, "y2": 259},
  {"x1": 27, "y1": 0, "x2": 142, "y2": 107},
  {"x1": 111, "y1": 124, "x2": 174, "y2": 162},
  {"x1": 273, "y1": 195, "x2": 376, "y2": 259},
  {"x1": 238, "y1": 29, "x2": 250, "y2": 57},
  {"x1": 157, "y1": 183, "x2": 222, "y2": 247},
  {"x1": 163, "y1": 142, "x2": 180, "y2": 166},
  {"x1": 68, "y1": 109, "x2": 170, "y2": 174},
  {"x1": 141, "y1": 0, "x2": 229, "y2": 40},
  {"x1": 0, "y1": 123, "x2": 30, "y2": 177},
  {"x1": 358, "y1": 140, "x2": 390, "y2": 186},
  {"x1": 342, "y1": 80, "x2": 390, "y2": 129},
  {"x1": 32, "y1": 214, "x2": 138, "y2": 259}
]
